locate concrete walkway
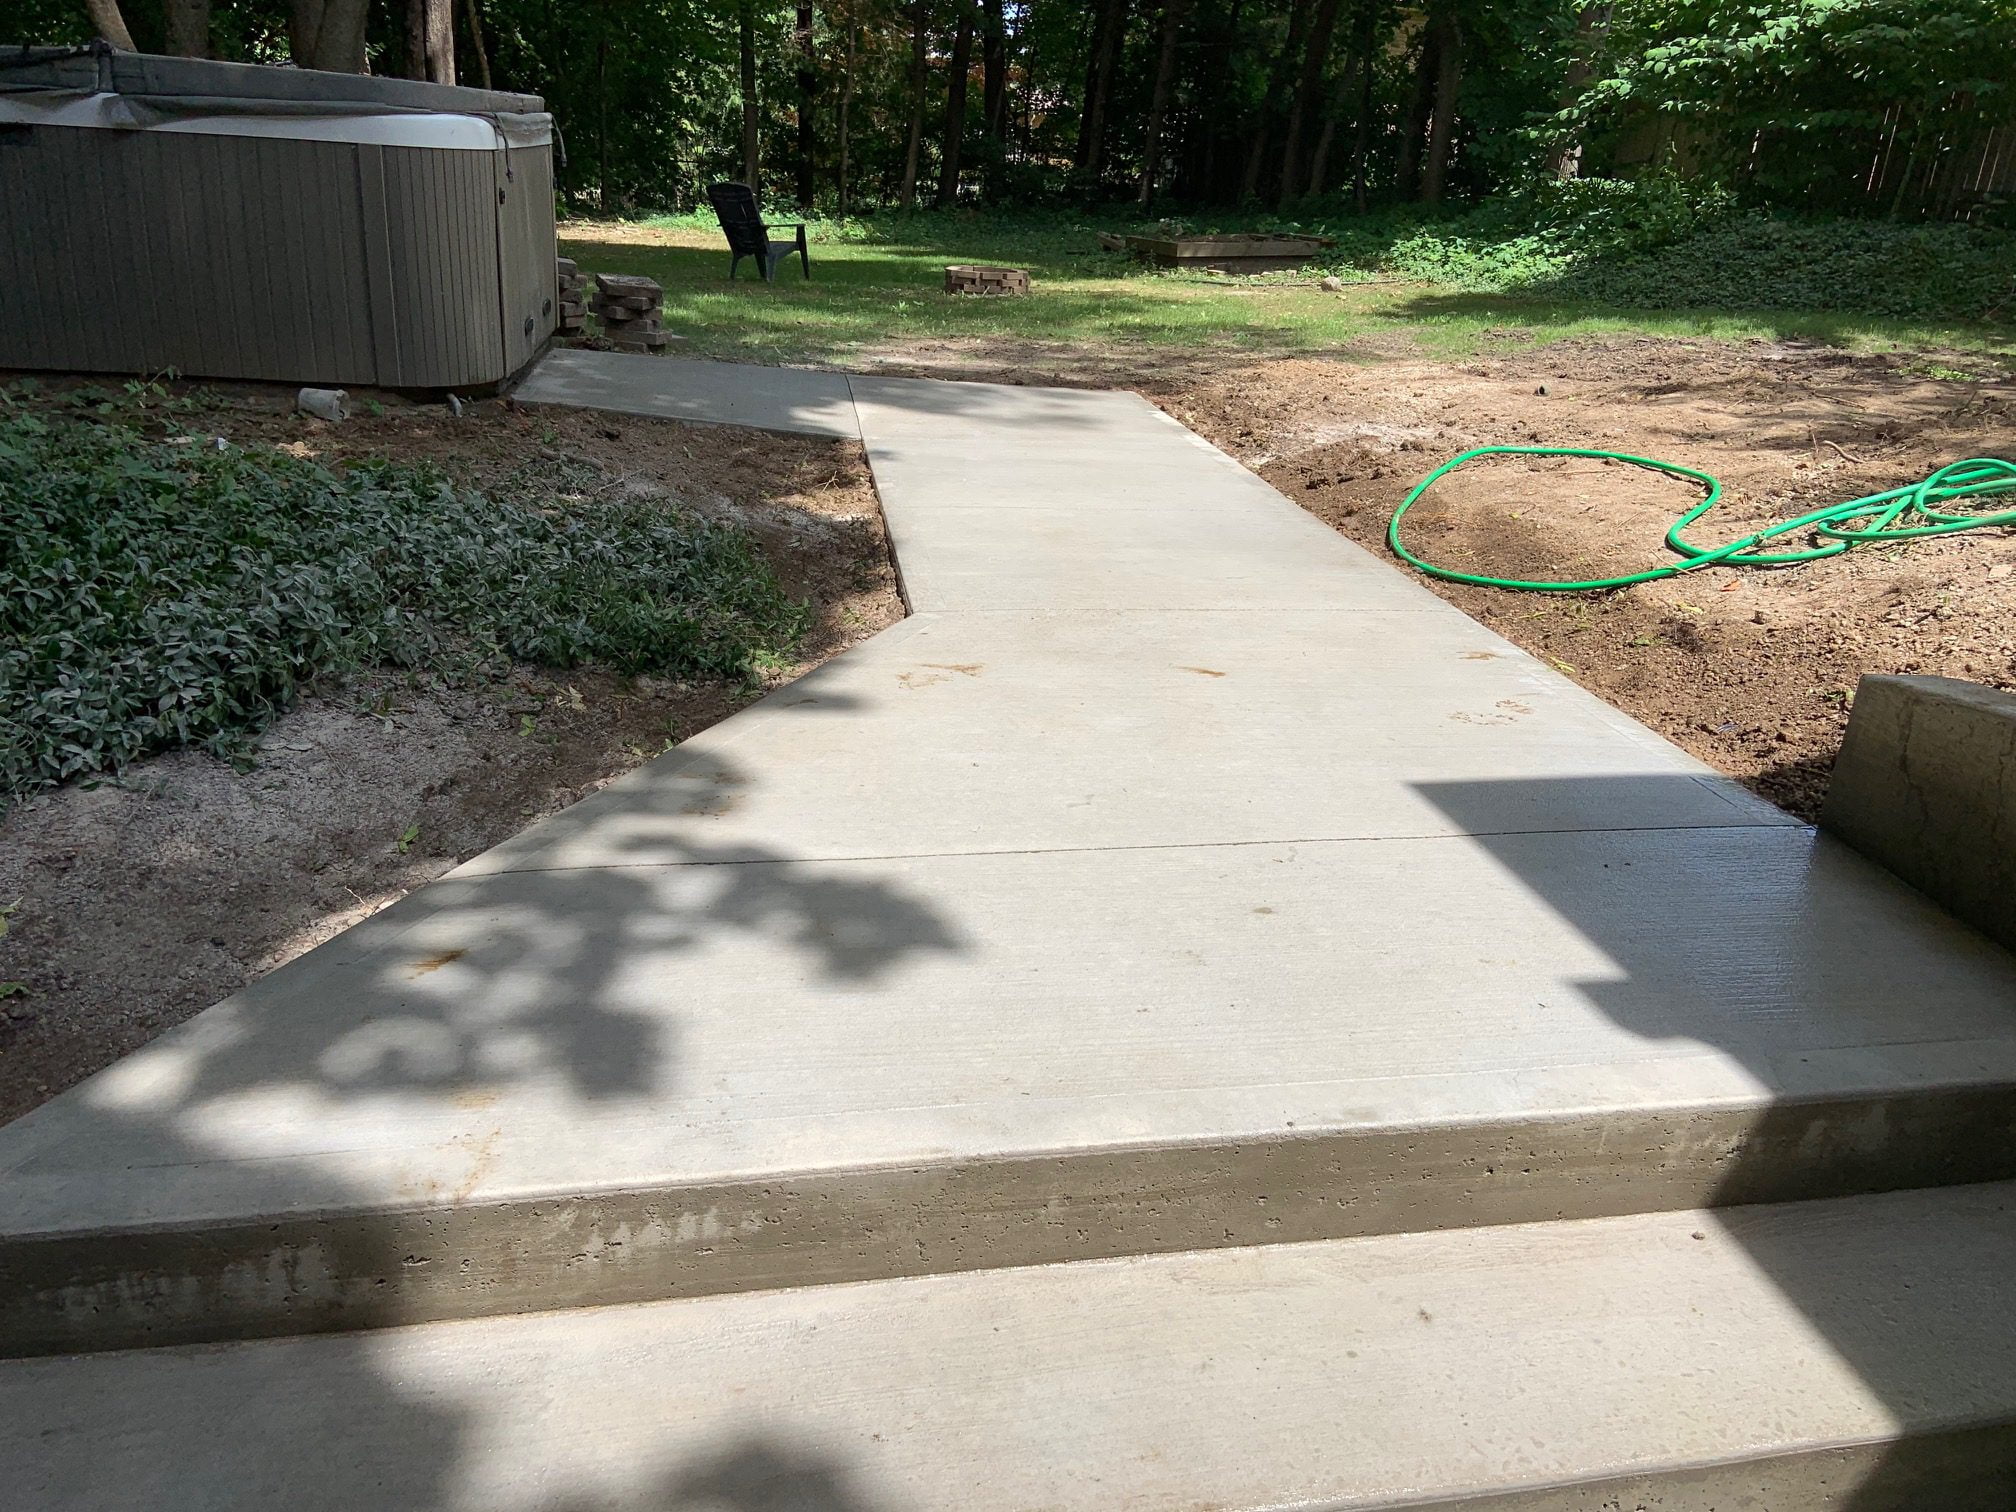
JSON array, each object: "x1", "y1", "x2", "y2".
[
  {"x1": 8, "y1": 357, "x2": 2016, "y2": 1347},
  {"x1": 6, "y1": 355, "x2": 2016, "y2": 1504}
]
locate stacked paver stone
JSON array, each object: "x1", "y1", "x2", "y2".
[
  {"x1": 556, "y1": 258, "x2": 588, "y2": 337},
  {"x1": 590, "y1": 273, "x2": 673, "y2": 353}
]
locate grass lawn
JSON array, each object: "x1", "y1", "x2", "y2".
[{"x1": 559, "y1": 213, "x2": 2016, "y2": 372}]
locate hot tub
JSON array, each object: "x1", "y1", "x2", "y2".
[{"x1": 0, "y1": 47, "x2": 557, "y2": 389}]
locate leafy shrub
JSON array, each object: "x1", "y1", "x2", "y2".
[
  {"x1": 1272, "y1": 176, "x2": 2014, "y2": 324},
  {"x1": 0, "y1": 394, "x2": 808, "y2": 800},
  {"x1": 1551, "y1": 216, "x2": 2016, "y2": 323},
  {"x1": 1308, "y1": 175, "x2": 1741, "y2": 287}
]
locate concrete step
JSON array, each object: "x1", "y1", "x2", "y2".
[
  {"x1": 9, "y1": 1184, "x2": 2016, "y2": 1511},
  {"x1": 7, "y1": 813, "x2": 2016, "y2": 1358}
]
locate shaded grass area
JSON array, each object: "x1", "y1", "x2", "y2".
[{"x1": 561, "y1": 208, "x2": 2015, "y2": 371}]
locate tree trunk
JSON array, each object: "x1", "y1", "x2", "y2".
[
  {"x1": 1137, "y1": 0, "x2": 1188, "y2": 206},
  {"x1": 461, "y1": 0, "x2": 493, "y2": 90},
  {"x1": 1075, "y1": 0, "x2": 1129, "y2": 185},
  {"x1": 837, "y1": 20, "x2": 856, "y2": 214},
  {"x1": 1351, "y1": 2, "x2": 1373, "y2": 210},
  {"x1": 165, "y1": 0, "x2": 211, "y2": 57},
  {"x1": 900, "y1": 0, "x2": 929, "y2": 208},
  {"x1": 291, "y1": 0, "x2": 370, "y2": 72},
  {"x1": 934, "y1": 2, "x2": 975, "y2": 207},
  {"x1": 1396, "y1": 13, "x2": 1437, "y2": 198},
  {"x1": 596, "y1": 14, "x2": 610, "y2": 211},
  {"x1": 795, "y1": 2, "x2": 816, "y2": 211},
  {"x1": 1193, "y1": 0, "x2": 1242, "y2": 199},
  {"x1": 84, "y1": 0, "x2": 136, "y2": 49},
  {"x1": 1419, "y1": 6, "x2": 1461, "y2": 202},
  {"x1": 407, "y1": 0, "x2": 456, "y2": 85},
  {"x1": 980, "y1": 0, "x2": 1008, "y2": 199},
  {"x1": 1544, "y1": 4, "x2": 1609, "y2": 179},
  {"x1": 740, "y1": 1, "x2": 761, "y2": 191},
  {"x1": 1239, "y1": 0, "x2": 1311, "y2": 203},
  {"x1": 1307, "y1": 92, "x2": 1337, "y2": 196},
  {"x1": 1277, "y1": 0, "x2": 1341, "y2": 210}
]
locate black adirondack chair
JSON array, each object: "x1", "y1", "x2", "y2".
[{"x1": 706, "y1": 183, "x2": 811, "y2": 283}]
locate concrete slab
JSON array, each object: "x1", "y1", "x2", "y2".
[
  {"x1": 883, "y1": 502, "x2": 1447, "y2": 612},
  {"x1": 8, "y1": 1185, "x2": 2016, "y2": 1511},
  {"x1": 847, "y1": 371, "x2": 1172, "y2": 435},
  {"x1": 460, "y1": 610, "x2": 1789, "y2": 874},
  {"x1": 1823, "y1": 675, "x2": 2016, "y2": 955},
  {"x1": 8, "y1": 823, "x2": 2016, "y2": 1352},
  {"x1": 851, "y1": 376, "x2": 1441, "y2": 613},
  {"x1": 510, "y1": 349, "x2": 860, "y2": 438},
  {"x1": 6, "y1": 357, "x2": 2014, "y2": 1359}
]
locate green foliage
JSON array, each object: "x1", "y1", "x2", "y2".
[
  {"x1": 1303, "y1": 177, "x2": 1743, "y2": 286},
  {"x1": 0, "y1": 391, "x2": 808, "y2": 800},
  {"x1": 1556, "y1": 216, "x2": 2016, "y2": 321},
  {"x1": 1271, "y1": 178, "x2": 2014, "y2": 324},
  {"x1": 1573, "y1": 0, "x2": 2016, "y2": 213},
  {"x1": 19, "y1": 1, "x2": 2013, "y2": 219}
]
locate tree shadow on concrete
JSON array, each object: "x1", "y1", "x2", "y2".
[
  {"x1": 1414, "y1": 773, "x2": 2016, "y2": 1510},
  {"x1": 1, "y1": 723, "x2": 961, "y2": 1508}
]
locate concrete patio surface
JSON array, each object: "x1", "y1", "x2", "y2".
[
  {"x1": 6, "y1": 355, "x2": 2016, "y2": 1355},
  {"x1": 6, "y1": 353, "x2": 2016, "y2": 1502}
]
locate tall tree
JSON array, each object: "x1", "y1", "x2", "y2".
[
  {"x1": 1277, "y1": 0, "x2": 1341, "y2": 208},
  {"x1": 1419, "y1": 2, "x2": 1462, "y2": 200},
  {"x1": 407, "y1": 0, "x2": 456, "y2": 85},
  {"x1": 980, "y1": 0, "x2": 1009, "y2": 198},
  {"x1": 1350, "y1": 0, "x2": 1375, "y2": 210},
  {"x1": 1544, "y1": 3, "x2": 1608, "y2": 179},
  {"x1": 82, "y1": 0, "x2": 135, "y2": 48},
  {"x1": 739, "y1": 1, "x2": 761, "y2": 189},
  {"x1": 795, "y1": 2, "x2": 818, "y2": 210},
  {"x1": 1396, "y1": 9, "x2": 1437, "y2": 196},
  {"x1": 461, "y1": 0, "x2": 493, "y2": 90},
  {"x1": 1137, "y1": 0, "x2": 1190, "y2": 205},
  {"x1": 1075, "y1": 0, "x2": 1130, "y2": 185},
  {"x1": 934, "y1": 0, "x2": 975, "y2": 206},
  {"x1": 289, "y1": 0, "x2": 370, "y2": 72},
  {"x1": 1240, "y1": 0, "x2": 1312, "y2": 202},
  {"x1": 1306, "y1": 68, "x2": 1348, "y2": 196},
  {"x1": 899, "y1": 0, "x2": 929, "y2": 208},
  {"x1": 837, "y1": 15, "x2": 857, "y2": 213},
  {"x1": 164, "y1": 0, "x2": 211, "y2": 57},
  {"x1": 595, "y1": 5, "x2": 611, "y2": 208},
  {"x1": 1189, "y1": 0, "x2": 1244, "y2": 198}
]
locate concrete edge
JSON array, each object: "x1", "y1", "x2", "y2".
[
  {"x1": 9, "y1": 1082, "x2": 2016, "y2": 1359},
  {"x1": 1398, "y1": 1421, "x2": 2016, "y2": 1512}
]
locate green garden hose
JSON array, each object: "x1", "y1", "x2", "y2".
[{"x1": 1387, "y1": 447, "x2": 2016, "y2": 592}]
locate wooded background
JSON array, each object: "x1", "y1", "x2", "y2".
[{"x1": 20, "y1": 1, "x2": 2016, "y2": 222}]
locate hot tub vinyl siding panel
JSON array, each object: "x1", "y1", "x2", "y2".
[{"x1": 0, "y1": 126, "x2": 539, "y2": 389}]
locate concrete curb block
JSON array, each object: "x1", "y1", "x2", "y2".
[{"x1": 1822, "y1": 675, "x2": 2016, "y2": 955}]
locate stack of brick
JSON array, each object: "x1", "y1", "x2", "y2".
[
  {"x1": 944, "y1": 264, "x2": 1032, "y2": 297},
  {"x1": 590, "y1": 273, "x2": 672, "y2": 353},
  {"x1": 556, "y1": 258, "x2": 588, "y2": 337}
]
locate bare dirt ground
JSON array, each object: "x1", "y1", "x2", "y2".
[
  {"x1": 1158, "y1": 340, "x2": 2016, "y2": 821},
  {"x1": 0, "y1": 389, "x2": 900, "y2": 1124}
]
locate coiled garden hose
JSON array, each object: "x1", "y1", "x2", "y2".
[{"x1": 1387, "y1": 447, "x2": 2016, "y2": 592}]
